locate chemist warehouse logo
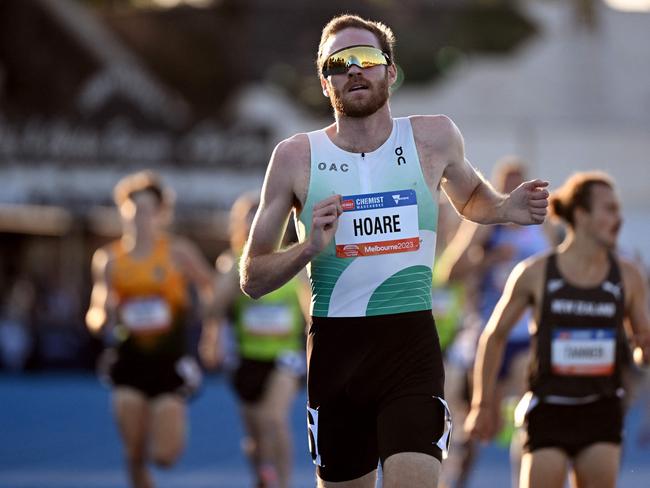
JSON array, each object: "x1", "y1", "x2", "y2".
[
  {"x1": 342, "y1": 199, "x2": 355, "y2": 211},
  {"x1": 341, "y1": 195, "x2": 409, "y2": 212}
]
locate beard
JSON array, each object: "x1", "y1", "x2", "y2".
[{"x1": 329, "y1": 74, "x2": 390, "y2": 118}]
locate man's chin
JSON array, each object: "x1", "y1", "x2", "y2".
[
  {"x1": 601, "y1": 238, "x2": 617, "y2": 250},
  {"x1": 337, "y1": 100, "x2": 385, "y2": 118},
  {"x1": 332, "y1": 89, "x2": 389, "y2": 118},
  {"x1": 344, "y1": 107, "x2": 380, "y2": 118}
]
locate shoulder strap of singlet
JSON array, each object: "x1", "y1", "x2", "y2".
[
  {"x1": 606, "y1": 252, "x2": 622, "y2": 282},
  {"x1": 540, "y1": 253, "x2": 558, "y2": 306},
  {"x1": 110, "y1": 239, "x2": 125, "y2": 259},
  {"x1": 538, "y1": 252, "x2": 559, "y2": 333},
  {"x1": 605, "y1": 252, "x2": 625, "y2": 305},
  {"x1": 153, "y1": 236, "x2": 170, "y2": 259},
  {"x1": 545, "y1": 252, "x2": 561, "y2": 280},
  {"x1": 307, "y1": 127, "x2": 330, "y2": 150}
]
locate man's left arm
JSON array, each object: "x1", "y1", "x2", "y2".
[{"x1": 435, "y1": 117, "x2": 549, "y2": 225}]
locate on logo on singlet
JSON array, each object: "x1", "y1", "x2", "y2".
[{"x1": 334, "y1": 189, "x2": 420, "y2": 258}]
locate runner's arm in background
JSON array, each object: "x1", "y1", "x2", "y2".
[
  {"x1": 621, "y1": 260, "x2": 650, "y2": 365},
  {"x1": 436, "y1": 220, "x2": 490, "y2": 283},
  {"x1": 241, "y1": 136, "x2": 342, "y2": 299},
  {"x1": 85, "y1": 247, "x2": 115, "y2": 335},
  {"x1": 199, "y1": 252, "x2": 244, "y2": 369},
  {"x1": 172, "y1": 238, "x2": 222, "y2": 368},
  {"x1": 465, "y1": 258, "x2": 538, "y2": 441}
]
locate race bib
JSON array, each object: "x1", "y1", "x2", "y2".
[
  {"x1": 335, "y1": 189, "x2": 420, "y2": 258},
  {"x1": 551, "y1": 328, "x2": 616, "y2": 376},
  {"x1": 242, "y1": 304, "x2": 293, "y2": 336},
  {"x1": 121, "y1": 297, "x2": 172, "y2": 333}
]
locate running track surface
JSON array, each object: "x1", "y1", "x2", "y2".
[{"x1": 0, "y1": 373, "x2": 648, "y2": 488}]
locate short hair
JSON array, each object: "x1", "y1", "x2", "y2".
[
  {"x1": 317, "y1": 14, "x2": 396, "y2": 76},
  {"x1": 113, "y1": 170, "x2": 173, "y2": 209},
  {"x1": 549, "y1": 171, "x2": 615, "y2": 227}
]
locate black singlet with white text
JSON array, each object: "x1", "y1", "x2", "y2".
[{"x1": 529, "y1": 253, "x2": 627, "y2": 399}]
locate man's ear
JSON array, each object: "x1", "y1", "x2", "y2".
[
  {"x1": 320, "y1": 77, "x2": 329, "y2": 98},
  {"x1": 574, "y1": 206, "x2": 589, "y2": 227},
  {"x1": 388, "y1": 64, "x2": 398, "y2": 87}
]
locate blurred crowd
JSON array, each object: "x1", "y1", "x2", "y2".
[{"x1": 0, "y1": 267, "x2": 89, "y2": 371}]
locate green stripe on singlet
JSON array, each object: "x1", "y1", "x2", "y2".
[
  {"x1": 309, "y1": 254, "x2": 353, "y2": 316},
  {"x1": 365, "y1": 265, "x2": 433, "y2": 316}
]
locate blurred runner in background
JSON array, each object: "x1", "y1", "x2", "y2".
[
  {"x1": 86, "y1": 170, "x2": 217, "y2": 488},
  {"x1": 438, "y1": 157, "x2": 552, "y2": 487},
  {"x1": 466, "y1": 171, "x2": 650, "y2": 488},
  {"x1": 201, "y1": 191, "x2": 308, "y2": 488},
  {"x1": 431, "y1": 198, "x2": 475, "y2": 488}
]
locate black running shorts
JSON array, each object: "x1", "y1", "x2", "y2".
[
  {"x1": 232, "y1": 358, "x2": 276, "y2": 404},
  {"x1": 524, "y1": 396, "x2": 623, "y2": 458},
  {"x1": 306, "y1": 311, "x2": 451, "y2": 482},
  {"x1": 104, "y1": 350, "x2": 202, "y2": 399}
]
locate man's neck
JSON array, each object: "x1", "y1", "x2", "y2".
[
  {"x1": 122, "y1": 226, "x2": 157, "y2": 257},
  {"x1": 560, "y1": 231, "x2": 609, "y2": 266},
  {"x1": 327, "y1": 104, "x2": 394, "y2": 153}
]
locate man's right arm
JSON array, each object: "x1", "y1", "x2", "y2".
[
  {"x1": 240, "y1": 136, "x2": 342, "y2": 299},
  {"x1": 423, "y1": 116, "x2": 548, "y2": 226}
]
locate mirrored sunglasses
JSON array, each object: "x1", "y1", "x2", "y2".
[{"x1": 322, "y1": 45, "x2": 390, "y2": 77}]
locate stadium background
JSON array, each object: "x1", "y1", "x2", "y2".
[{"x1": 1, "y1": 1, "x2": 649, "y2": 486}]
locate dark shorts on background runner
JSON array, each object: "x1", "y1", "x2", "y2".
[
  {"x1": 232, "y1": 358, "x2": 276, "y2": 404},
  {"x1": 306, "y1": 311, "x2": 450, "y2": 482},
  {"x1": 105, "y1": 350, "x2": 201, "y2": 399},
  {"x1": 524, "y1": 396, "x2": 623, "y2": 457}
]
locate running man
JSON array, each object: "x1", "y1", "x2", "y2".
[
  {"x1": 86, "y1": 171, "x2": 217, "y2": 488},
  {"x1": 201, "y1": 192, "x2": 308, "y2": 488},
  {"x1": 465, "y1": 172, "x2": 650, "y2": 488},
  {"x1": 239, "y1": 15, "x2": 549, "y2": 488}
]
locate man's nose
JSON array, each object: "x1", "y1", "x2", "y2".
[{"x1": 347, "y1": 64, "x2": 363, "y2": 76}]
